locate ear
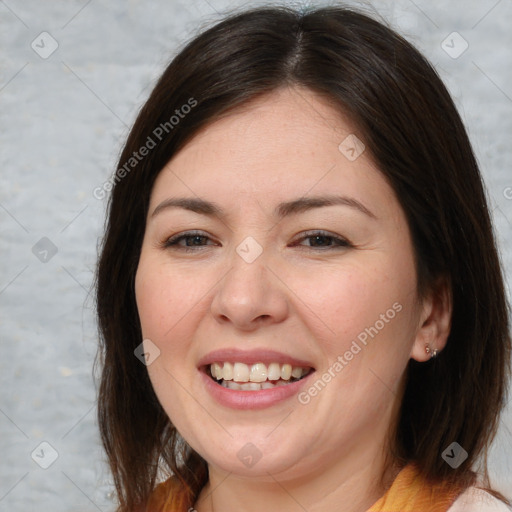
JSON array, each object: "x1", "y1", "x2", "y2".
[{"x1": 410, "y1": 275, "x2": 452, "y2": 362}]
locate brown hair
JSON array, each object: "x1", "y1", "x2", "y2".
[{"x1": 95, "y1": 5, "x2": 511, "y2": 511}]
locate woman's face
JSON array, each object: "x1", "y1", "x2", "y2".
[{"x1": 135, "y1": 87, "x2": 429, "y2": 481}]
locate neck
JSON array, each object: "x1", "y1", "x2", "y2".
[{"x1": 194, "y1": 444, "x2": 401, "y2": 512}]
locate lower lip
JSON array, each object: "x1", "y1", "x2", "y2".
[{"x1": 200, "y1": 370, "x2": 314, "y2": 410}]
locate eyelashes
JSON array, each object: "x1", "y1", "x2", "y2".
[
  {"x1": 162, "y1": 231, "x2": 214, "y2": 252},
  {"x1": 161, "y1": 230, "x2": 353, "y2": 253}
]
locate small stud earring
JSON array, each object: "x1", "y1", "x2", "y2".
[{"x1": 425, "y1": 344, "x2": 438, "y2": 359}]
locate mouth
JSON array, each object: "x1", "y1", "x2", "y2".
[{"x1": 203, "y1": 361, "x2": 315, "y2": 391}]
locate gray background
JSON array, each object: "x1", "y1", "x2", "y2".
[{"x1": 1, "y1": 0, "x2": 511, "y2": 510}]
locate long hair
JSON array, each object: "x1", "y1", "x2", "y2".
[{"x1": 95, "y1": 5, "x2": 511, "y2": 510}]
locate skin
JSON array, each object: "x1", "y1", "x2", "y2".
[{"x1": 134, "y1": 86, "x2": 452, "y2": 512}]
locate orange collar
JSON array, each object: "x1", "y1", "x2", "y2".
[
  {"x1": 367, "y1": 463, "x2": 463, "y2": 512},
  {"x1": 146, "y1": 463, "x2": 463, "y2": 512}
]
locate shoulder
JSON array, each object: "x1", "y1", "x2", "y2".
[
  {"x1": 142, "y1": 477, "x2": 190, "y2": 512},
  {"x1": 448, "y1": 486, "x2": 512, "y2": 512}
]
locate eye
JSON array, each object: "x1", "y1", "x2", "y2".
[
  {"x1": 291, "y1": 230, "x2": 352, "y2": 250},
  {"x1": 162, "y1": 231, "x2": 217, "y2": 252},
  {"x1": 161, "y1": 229, "x2": 352, "y2": 253}
]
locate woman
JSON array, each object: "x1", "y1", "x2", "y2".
[{"x1": 95, "y1": 5, "x2": 511, "y2": 511}]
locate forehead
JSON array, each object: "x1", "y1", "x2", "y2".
[
  {"x1": 149, "y1": 87, "x2": 399, "y2": 222},
  {"x1": 168, "y1": 87, "x2": 354, "y2": 173}
]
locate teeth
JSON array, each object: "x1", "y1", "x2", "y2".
[
  {"x1": 241, "y1": 382, "x2": 261, "y2": 391},
  {"x1": 281, "y1": 363, "x2": 292, "y2": 380},
  {"x1": 267, "y1": 362, "x2": 281, "y2": 380},
  {"x1": 222, "y1": 380, "x2": 289, "y2": 391},
  {"x1": 291, "y1": 366, "x2": 302, "y2": 379},
  {"x1": 210, "y1": 361, "x2": 311, "y2": 385},
  {"x1": 233, "y1": 362, "x2": 249, "y2": 382},
  {"x1": 250, "y1": 363, "x2": 267, "y2": 382},
  {"x1": 223, "y1": 362, "x2": 233, "y2": 380},
  {"x1": 211, "y1": 362, "x2": 222, "y2": 379}
]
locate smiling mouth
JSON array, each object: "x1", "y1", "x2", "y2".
[{"x1": 205, "y1": 362, "x2": 314, "y2": 391}]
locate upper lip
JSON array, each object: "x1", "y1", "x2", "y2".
[{"x1": 197, "y1": 348, "x2": 315, "y2": 369}]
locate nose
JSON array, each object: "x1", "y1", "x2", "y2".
[{"x1": 210, "y1": 248, "x2": 289, "y2": 331}]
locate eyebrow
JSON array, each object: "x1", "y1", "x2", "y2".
[{"x1": 151, "y1": 195, "x2": 377, "y2": 220}]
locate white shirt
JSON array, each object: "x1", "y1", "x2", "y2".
[{"x1": 447, "y1": 486, "x2": 512, "y2": 511}]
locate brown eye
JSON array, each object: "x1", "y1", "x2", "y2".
[
  {"x1": 163, "y1": 231, "x2": 217, "y2": 252},
  {"x1": 292, "y1": 231, "x2": 352, "y2": 250}
]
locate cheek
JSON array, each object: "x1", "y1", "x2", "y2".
[
  {"x1": 135, "y1": 255, "x2": 197, "y2": 357},
  {"x1": 296, "y1": 259, "x2": 415, "y2": 347},
  {"x1": 135, "y1": 264, "x2": 169, "y2": 340},
  {"x1": 134, "y1": 256, "x2": 200, "y2": 419}
]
